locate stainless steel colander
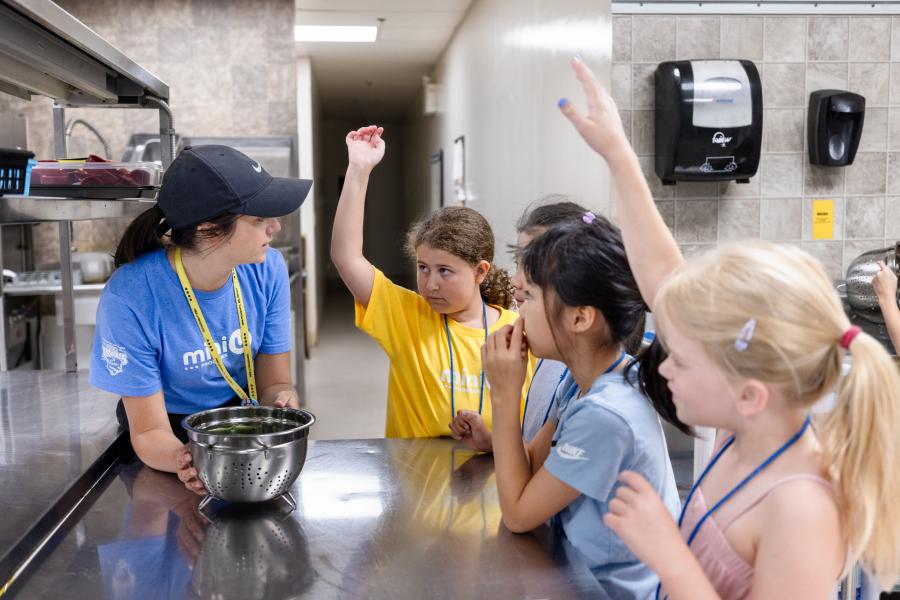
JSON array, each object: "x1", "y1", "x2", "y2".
[
  {"x1": 844, "y1": 242, "x2": 900, "y2": 322},
  {"x1": 182, "y1": 405, "x2": 315, "y2": 511}
]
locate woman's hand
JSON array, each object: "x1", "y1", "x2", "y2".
[
  {"x1": 449, "y1": 409, "x2": 493, "y2": 452},
  {"x1": 175, "y1": 445, "x2": 208, "y2": 496},
  {"x1": 270, "y1": 389, "x2": 300, "y2": 409},
  {"x1": 558, "y1": 57, "x2": 630, "y2": 163},
  {"x1": 873, "y1": 260, "x2": 898, "y2": 308},
  {"x1": 483, "y1": 318, "x2": 528, "y2": 412},
  {"x1": 603, "y1": 471, "x2": 684, "y2": 574},
  {"x1": 346, "y1": 125, "x2": 385, "y2": 171}
]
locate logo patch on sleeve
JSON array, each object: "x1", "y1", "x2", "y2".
[
  {"x1": 101, "y1": 339, "x2": 129, "y2": 376},
  {"x1": 556, "y1": 442, "x2": 589, "y2": 461}
]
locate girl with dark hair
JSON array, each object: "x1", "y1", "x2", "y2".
[
  {"x1": 453, "y1": 198, "x2": 592, "y2": 448},
  {"x1": 452, "y1": 199, "x2": 665, "y2": 449},
  {"x1": 482, "y1": 219, "x2": 682, "y2": 598},
  {"x1": 90, "y1": 145, "x2": 311, "y2": 494},
  {"x1": 331, "y1": 125, "x2": 534, "y2": 438}
]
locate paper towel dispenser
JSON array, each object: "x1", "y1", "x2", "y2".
[
  {"x1": 808, "y1": 90, "x2": 865, "y2": 167},
  {"x1": 655, "y1": 60, "x2": 763, "y2": 185}
]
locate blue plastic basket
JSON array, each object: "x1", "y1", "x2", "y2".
[{"x1": 0, "y1": 148, "x2": 37, "y2": 197}]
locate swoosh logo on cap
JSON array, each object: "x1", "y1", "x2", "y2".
[{"x1": 251, "y1": 161, "x2": 262, "y2": 173}]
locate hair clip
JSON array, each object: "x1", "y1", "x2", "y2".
[
  {"x1": 734, "y1": 318, "x2": 756, "y2": 352},
  {"x1": 582, "y1": 211, "x2": 596, "y2": 225}
]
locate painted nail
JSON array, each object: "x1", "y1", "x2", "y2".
[
  {"x1": 574, "y1": 52, "x2": 584, "y2": 61},
  {"x1": 558, "y1": 98, "x2": 569, "y2": 108}
]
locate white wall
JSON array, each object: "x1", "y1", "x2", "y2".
[
  {"x1": 298, "y1": 58, "x2": 320, "y2": 346},
  {"x1": 322, "y1": 119, "x2": 409, "y2": 285},
  {"x1": 403, "y1": 0, "x2": 613, "y2": 270}
]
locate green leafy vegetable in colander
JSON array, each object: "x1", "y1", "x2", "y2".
[{"x1": 203, "y1": 423, "x2": 263, "y2": 434}]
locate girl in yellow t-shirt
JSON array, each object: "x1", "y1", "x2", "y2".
[{"x1": 330, "y1": 125, "x2": 534, "y2": 437}]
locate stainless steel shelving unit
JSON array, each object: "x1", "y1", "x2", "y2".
[{"x1": 0, "y1": 0, "x2": 173, "y2": 372}]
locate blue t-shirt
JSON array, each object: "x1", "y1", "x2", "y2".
[
  {"x1": 544, "y1": 369, "x2": 680, "y2": 600},
  {"x1": 89, "y1": 247, "x2": 291, "y2": 414},
  {"x1": 97, "y1": 515, "x2": 192, "y2": 600}
]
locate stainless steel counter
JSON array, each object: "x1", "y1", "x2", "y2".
[
  {"x1": 0, "y1": 370, "x2": 120, "y2": 563},
  {"x1": 10, "y1": 439, "x2": 617, "y2": 599}
]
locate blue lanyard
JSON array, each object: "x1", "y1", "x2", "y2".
[
  {"x1": 656, "y1": 415, "x2": 811, "y2": 600},
  {"x1": 522, "y1": 358, "x2": 545, "y2": 434},
  {"x1": 443, "y1": 301, "x2": 488, "y2": 418},
  {"x1": 539, "y1": 366, "x2": 569, "y2": 429},
  {"x1": 529, "y1": 351, "x2": 628, "y2": 433}
]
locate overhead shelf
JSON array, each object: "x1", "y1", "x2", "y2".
[
  {"x1": 0, "y1": 0, "x2": 169, "y2": 105},
  {"x1": 0, "y1": 0, "x2": 172, "y2": 373}
]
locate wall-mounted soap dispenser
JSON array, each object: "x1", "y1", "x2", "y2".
[
  {"x1": 655, "y1": 59, "x2": 762, "y2": 185},
  {"x1": 808, "y1": 90, "x2": 865, "y2": 167}
]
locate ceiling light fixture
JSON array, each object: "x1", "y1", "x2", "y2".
[{"x1": 294, "y1": 25, "x2": 377, "y2": 43}]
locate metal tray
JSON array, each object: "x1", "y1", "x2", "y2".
[{"x1": 28, "y1": 186, "x2": 159, "y2": 199}]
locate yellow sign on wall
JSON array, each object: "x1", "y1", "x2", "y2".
[{"x1": 812, "y1": 199, "x2": 835, "y2": 240}]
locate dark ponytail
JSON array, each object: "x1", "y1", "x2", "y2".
[
  {"x1": 522, "y1": 219, "x2": 691, "y2": 436},
  {"x1": 480, "y1": 264, "x2": 515, "y2": 309},
  {"x1": 114, "y1": 206, "x2": 241, "y2": 268},
  {"x1": 114, "y1": 205, "x2": 166, "y2": 267},
  {"x1": 626, "y1": 338, "x2": 693, "y2": 436}
]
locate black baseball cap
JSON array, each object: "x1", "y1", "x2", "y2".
[{"x1": 156, "y1": 145, "x2": 312, "y2": 231}]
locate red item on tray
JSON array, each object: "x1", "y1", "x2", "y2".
[{"x1": 31, "y1": 157, "x2": 157, "y2": 188}]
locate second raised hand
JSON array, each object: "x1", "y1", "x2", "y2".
[{"x1": 557, "y1": 57, "x2": 628, "y2": 161}]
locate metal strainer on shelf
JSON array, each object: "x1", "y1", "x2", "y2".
[{"x1": 182, "y1": 405, "x2": 315, "y2": 512}]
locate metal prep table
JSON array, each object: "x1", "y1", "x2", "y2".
[
  {"x1": 3, "y1": 433, "x2": 619, "y2": 599},
  {"x1": 0, "y1": 370, "x2": 122, "y2": 594}
]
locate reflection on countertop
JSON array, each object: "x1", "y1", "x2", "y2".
[
  {"x1": 13, "y1": 439, "x2": 622, "y2": 599},
  {"x1": 0, "y1": 370, "x2": 120, "y2": 562}
]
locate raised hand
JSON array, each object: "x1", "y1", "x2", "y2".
[
  {"x1": 558, "y1": 57, "x2": 629, "y2": 162},
  {"x1": 346, "y1": 125, "x2": 385, "y2": 171}
]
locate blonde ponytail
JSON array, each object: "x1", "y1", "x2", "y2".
[
  {"x1": 654, "y1": 242, "x2": 900, "y2": 588},
  {"x1": 820, "y1": 333, "x2": 900, "y2": 588}
]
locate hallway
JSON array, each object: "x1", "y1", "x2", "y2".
[{"x1": 304, "y1": 287, "x2": 389, "y2": 440}]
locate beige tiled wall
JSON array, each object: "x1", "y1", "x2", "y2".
[
  {"x1": 0, "y1": 0, "x2": 296, "y2": 265},
  {"x1": 613, "y1": 14, "x2": 900, "y2": 280}
]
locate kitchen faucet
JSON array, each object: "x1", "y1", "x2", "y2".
[{"x1": 64, "y1": 118, "x2": 111, "y2": 159}]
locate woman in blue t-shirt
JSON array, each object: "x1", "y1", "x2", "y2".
[{"x1": 89, "y1": 145, "x2": 311, "y2": 494}]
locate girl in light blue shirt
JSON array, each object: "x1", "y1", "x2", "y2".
[
  {"x1": 483, "y1": 216, "x2": 688, "y2": 599},
  {"x1": 451, "y1": 198, "x2": 649, "y2": 447}
]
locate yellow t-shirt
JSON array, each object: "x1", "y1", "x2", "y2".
[{"x1": 355, "y1": 269, "x2": 535, "y2": 438}]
